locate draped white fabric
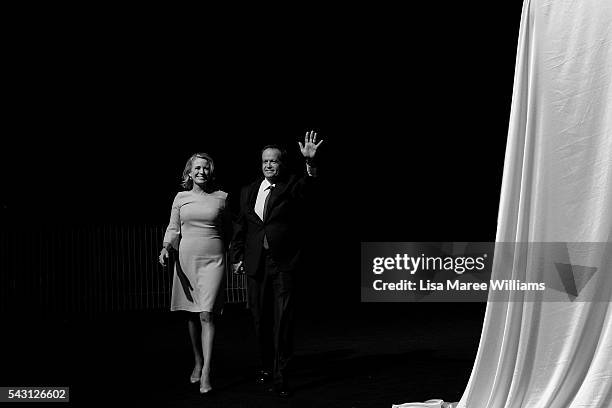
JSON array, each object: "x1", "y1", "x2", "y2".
[{"x1": 395, "y1": 0, "x2": 611, "y2": 407}]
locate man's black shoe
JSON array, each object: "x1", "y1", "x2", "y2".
[
  {"x1": 267, "y1": 384, "x2": 291, "y2": 398},
  {"x1": 255, "y1": 370, "x2": 272, "y2": 385},
  {"x1": 277, "y1": 386, "x2": 291, "y2": 398}
]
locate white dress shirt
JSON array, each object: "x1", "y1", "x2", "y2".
[
  {"x1": 254, "y1": 179, "x2": 275, "y2": 221},
  {"x1": 254, "y1": 164, "x2": 316, "y2": 221}
]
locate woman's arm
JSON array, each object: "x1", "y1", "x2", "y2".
[{"x1": 159, "y1": 194, "x2": 181, "y2": 266}]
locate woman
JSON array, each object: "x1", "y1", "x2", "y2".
[{"x1": 159, "y1": 152, "x2": 230, "y2": 394}]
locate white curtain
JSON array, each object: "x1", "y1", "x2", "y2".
[{"x1": 396, "y1": 0, "x2": 611, "y2": 407}]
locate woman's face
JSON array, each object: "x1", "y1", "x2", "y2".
[{"x1": 190, "y1": 158, "x2": 211, "y2": 187}]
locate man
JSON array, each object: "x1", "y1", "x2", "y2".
[{"x1": 231, "y1": 131, "x2": 323, "y2": 397}]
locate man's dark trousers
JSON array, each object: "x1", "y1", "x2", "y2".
[{"x1": 248, "y1": 248, "x2": 295, "y2": 387}]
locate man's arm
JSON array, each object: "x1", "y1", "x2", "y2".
[
  {"x1": 298, "y1": 130, "x2": 323, "y2": 175},
  {"x1": 305, "y1": 159, "x2": 318, "y2": 177},
  {"x1": 292, "y1": 130, "x2": 323, "y2": 198}
]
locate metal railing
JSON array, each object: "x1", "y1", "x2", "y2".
[{"x1": 0, "y1": 224, "x2": 247, "y2": 313}]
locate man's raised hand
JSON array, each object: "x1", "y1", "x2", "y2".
[{"x1": 298, "y1": 130, "x2": 323, "y2": 160}]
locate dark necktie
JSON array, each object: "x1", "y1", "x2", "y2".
[
  {"x1": 263, "y1": 185, "x2": 274, "y2": 249},
  {"x1": 262, "y1": 184, "x2": 274, "y2": 221}
]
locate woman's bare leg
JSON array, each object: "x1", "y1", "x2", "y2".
[
  {"x1": 187, "y1": 313, "x2": 204, "y2": 382},
  {"x1": 199, "y1": 311, "x2": 215, "y2": 393}
]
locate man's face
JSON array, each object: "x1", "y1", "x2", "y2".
[{"x1": 261, "y1": 148, "x2": 282, "y2": 182}]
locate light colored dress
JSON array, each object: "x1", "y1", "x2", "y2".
[{"x1": 163, "y1": 190, "x2": 229, "y2": 313}]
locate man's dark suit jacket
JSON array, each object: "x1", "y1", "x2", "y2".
[{"x1": 231, "y1": 173, "x2": 315, "y2": 276}]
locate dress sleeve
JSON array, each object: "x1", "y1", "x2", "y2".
[
  {"x1": 163, "y1": 194, "x2": 181, "y2": 250},
  {"x1": 218, "y1": 191, "x2": 233, "y2": 251}
]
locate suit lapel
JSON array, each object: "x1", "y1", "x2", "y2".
[
  {"x1": 264, "y1": 177, "x2": 290, "y2": 221},
  {"x1": 246, "y1": 179, "x2": 263, "y2": 223}
]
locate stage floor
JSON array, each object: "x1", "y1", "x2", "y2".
[{"x1": 2, "y1": 303, "x2": 485, "y2": 407}]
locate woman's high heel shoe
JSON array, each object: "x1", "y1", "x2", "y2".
[
  {"x1": 190, "y1": 366, "x2": 202, "y2": 384},
  {"x1": 199, "y1": 376, "x2": 212, "y2": 394}
]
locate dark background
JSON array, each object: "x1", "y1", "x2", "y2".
[
  {"x1": 1, "y1": 2, "x2": 523, "y2": 405},
  {"x1": 3, "y1": 2, "x2": 518, "y2": 236}
]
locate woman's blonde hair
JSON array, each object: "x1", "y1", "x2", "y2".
[{"x1": 181, "y1": 152, "x2": 216, "y2": 190}]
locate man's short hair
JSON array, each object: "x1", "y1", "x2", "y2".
[{"x1": 261, "y1": 144, "x2": 287, "y2": 162}]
